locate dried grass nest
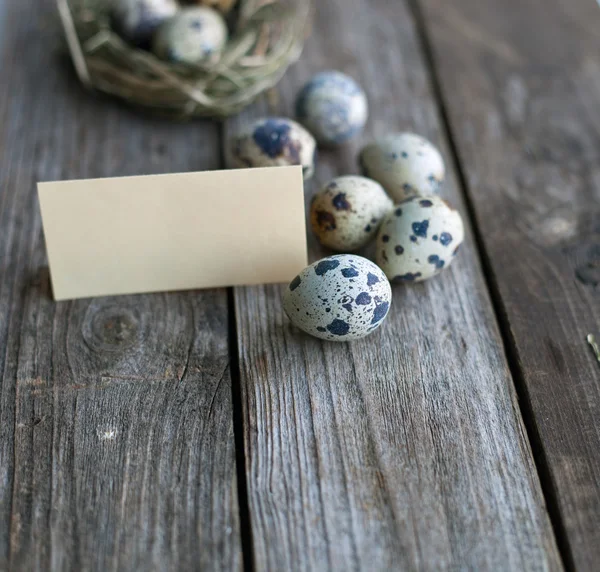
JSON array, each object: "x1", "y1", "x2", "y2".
[{"x1": 57, "y1": 0, "x2": 314, "y2": 118}]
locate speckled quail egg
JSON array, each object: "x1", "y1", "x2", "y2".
[
  {"x1": 359, "y1": 133, "x2": 445, "y2": 201},
  {"x1": 376, "y1": 196, "x2": 464, "y2": 283},
  {"x1": 227, "y1": 117, "x2": 317, "y2": 179},
  {"x1": 310, "y1": 176, "x2": 393, "y2": 252},
  {"x1": 283, "y1": 255, "x2": 392, "y2": 342},
  {"x1": 296, "y1": 71, "x2": 368, "y2": 146},
  {"x1": 112, "y1": 0, "x2": 178, "y2": 46},
  {"x1": 153, "y1": 7, "x2": 228, "y2": 64}
]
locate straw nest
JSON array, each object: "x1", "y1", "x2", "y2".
[{"x1": 57, "y1": 0, "x2": 314, "y2": 118}]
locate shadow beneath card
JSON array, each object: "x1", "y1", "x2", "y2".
[{"x1": 24, "y1": 266, "x2": 54, "y2": 301}]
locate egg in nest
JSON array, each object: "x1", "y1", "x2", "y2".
[
  {"x1": 153, "y1": 6, "x2": 228, "y2": 64},
  {"x1": 112, "y1": 0, "x2": 178, "y2": 46}
]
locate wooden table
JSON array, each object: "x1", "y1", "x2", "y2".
[{"x1": 1, "y1": 0, "x2": 599, "y2": 570}]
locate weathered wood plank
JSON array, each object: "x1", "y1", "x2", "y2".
[
  {"x1": 0, "y1": 1, "x2": 241, "y2": 570},
  {"x1": 228, "y1": 0, "x2": 563, "y2": 569},
  {"x1": 415, "y1": 0, "x2": 600, "y2": 567}
]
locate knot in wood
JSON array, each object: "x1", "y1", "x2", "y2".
[{"x1": 83, "y1": 303, "x2": 141, "y2": 352}]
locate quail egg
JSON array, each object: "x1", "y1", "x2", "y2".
[
  {"x1": 283, "y1": 254, "x2": 392, "y2": 341},
  {"x1": 296, "y1": 71, "x2": 368, "y2": 146},
  {"x1": 112, "y1": 0, "x2": 178, "y2": 46},
  {"x1": 376, "y1": 196, "x2": 464, "y2": 283},
  {"x1": 153, "y1": 6, "x2": 228, "y2": 63},
  {"x1": 359, "y1": 133, "x2": 445, "y2": 201},
  {"x1": 310, "y1": 176, "x2": 393, "y2": 252},
  {"x1": 227, "y1": 117, "x2": 317, "y2": 179}
]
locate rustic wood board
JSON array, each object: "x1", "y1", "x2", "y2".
[
  {"x1": 416, "y1": 0, "x2": 600, "y2": 567},
  {"x1": 228, "y1": 0, "x2": 563, "y2": 569},
  {"x1": 0, "y1": 1, "x2": 241, "y2": 570}
]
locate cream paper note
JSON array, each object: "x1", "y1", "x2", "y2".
[{"x1": 38, "y1": 166, "x2": 308, "y2": 300}]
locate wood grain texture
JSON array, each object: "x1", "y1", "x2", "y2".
[
  {"x1": 228, "y1": 0, "x2": 563, "y2": 569},
  {"x1": 416, "y1": 0, "x2": 600, "y2": 567},
  {"x1": 0, "y1": 1, "x2": 241, "y2": 570}
]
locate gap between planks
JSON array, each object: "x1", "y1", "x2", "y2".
[
  {"x1": 220, "y1": 0, "x2": 563, "y2": 567},
  {"x1": 407, "y1": 0, "x2": 574, "y2": 569},
  {"x1": 228, "y1": 287, "x2": 256, "y2": 572}
]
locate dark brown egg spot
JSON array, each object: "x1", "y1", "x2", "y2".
[{"x1": 315, "y1": 210, "x2": 337, "y2": 231}]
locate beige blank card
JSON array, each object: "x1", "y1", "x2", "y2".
[{"x1": 38, "y1": 167, "x2": 308, "y2": 301}]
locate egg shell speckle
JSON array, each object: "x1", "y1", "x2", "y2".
[
  {"x1": 310, "y1": 176, "x2": 393, "y2": 252},
  {"x1": 227, "y1": 117, "x2": 317, "y2": 179},
  {"x1": 359, "y1": 133, "x2": 445, "y2": 201},
  {"x1": 283, "y1": 255, "x2": 392, "y2": 342},
  {"x1": 113, "y1": 0, "x2": 178, "y2": 46},
  {"x1": 296, "y1": 71, "x2": 368, "y2": 146},
  {"x1": 376, "y1": 196, "x2": 464, "y2": 283},
  {"x1": 153, "y1": 7, "x2": 228, "y2": 64}
]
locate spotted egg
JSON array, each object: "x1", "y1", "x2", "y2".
[
  {"x1": 112, "y1": 0, "x2": 178, "y2": 46},
  {"x1": 227, "y1": 117, "x2": 317, "y2": 179},
  {"x1": 296, "y1": 71, "x2": 368, "y2": 146},
  {"x1": 153, "y1": 7, "x2": 228, "y2": 64},
  {"x1": 376, "y1": 196, "x2": 464, "y2": 283},
  {"x1": 283, "y1": 255, "x2": 392, "y2": 342},
  {"x1": 310, "y1": 176, "x2": 393, "y2": 252},
  {"x1": 359, "y1": 133, "x2": 445, "y2": 201}
]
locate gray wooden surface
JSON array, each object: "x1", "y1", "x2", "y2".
[
  {"x1": 417, "y1": 0, "x2": 600, "y2": 568},
  {"x1": 0, "y1": 1, "x2": 241, "y2": 571},
  {"x1": 0, "y1": 0, "x2": 598, "y2": 570},
  {"x1": 228, "y1": 0, "x2": 561, "y2": 569}
]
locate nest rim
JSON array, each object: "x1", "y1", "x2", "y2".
[{"x1": 57, "y1": 0, "x2": 314, "y2": 119}]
